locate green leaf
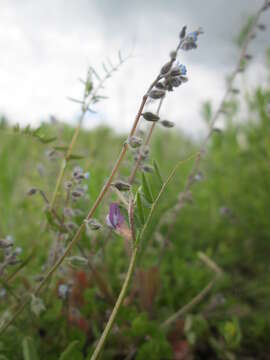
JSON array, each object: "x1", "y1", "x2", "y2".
[
  {"x1": 53, "y1": 145, "x2": 69, "y2": 152},
  {"x1": 136, "y1": 191, "x2": 145, "y2": 224},
  {"x1": 141, "y1": 173, "x2": 154, "y2": 204},
  {"x1": 39, "y1": 136, "x2": 57, "y2": 144},
  {"x1": 67, "y1": 154, "x2": 85, "y2": 160},
  {"x1": 59, "y1": 341, "x2": 82, "y2": 360},
  {"x1": 22, "y1": 337, "x2": 39, "y2": 360},
  {"x1": 153, "y1": 160, "x2": 163, "y2": 186}
]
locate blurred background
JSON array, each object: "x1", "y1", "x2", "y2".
[{"x1": 0, "y1": 0, "x2": 270, "y2": 136}]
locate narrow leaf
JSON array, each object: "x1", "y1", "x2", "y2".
[
  {"x1": 136, "y1": 191, "x2": 145, "y2": 224},
  {"x1": 22, "y1": 337, "x2": 39, "y2": 360},
  {"x1": 141, "y1": 173, "x2": 154, "y2": 203},
  {"x1": 153, "y1": 160, "x2": 163, "y2": 186}
]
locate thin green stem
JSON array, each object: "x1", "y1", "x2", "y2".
[{"x1": 90, "y1": 246, "x2": 138, "y2": 360}]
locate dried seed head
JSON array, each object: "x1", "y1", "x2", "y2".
[
  {"x1": 142, "y1": 112, "x2": 160, "y2": 122},
  {"x1": 85, "y1": 218, "x2": 102, "y2": 231},
  {"x1": 112, "y1": 180, "x2": 131, "y2": 192},
  {"x1": 128, "y1": 136, "x2": 143, "y2": 148},
  {"x1": 160, "y1": 120, "x2": 175, "y2": 128},
  {"x1": 148, "y1": 89, "x2": 166, "y2": 100}
]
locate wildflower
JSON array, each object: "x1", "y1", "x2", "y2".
[
  {"x1": 84, "y1": 171, "x2": 90, "y2": 180},
  {"x1": 182, "y1": 28, "x2": 203, "y2": 51},
  {"x1": 170, "y1": 63, "x2": 187, "y2": 77},
  {"x1": 106, "y1": 203, "x2": 124, "y2": 230}
]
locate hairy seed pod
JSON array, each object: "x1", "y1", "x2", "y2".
[
  {"x1": 160, "y1": 120, "x2": 175, "y2": 128},
  {"x1": 142, "y1": 112, "x2": 160, "y2": 122},
  {"x1": 148, "y1": 90, "x2": 166, "y2": 100},
  {"x1": 155, "y1": 82, "x2": 166, "y2": 90},
  {"x1": 161, "y1": 62, "x2": 172, "y2": 75},
  {"x1": 112, "y1": 180, "x2": 131, "y2": 191}
]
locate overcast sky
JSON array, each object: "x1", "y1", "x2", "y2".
[{"x1": 0, "y1": 0, "x2": 269, "y2": 136}]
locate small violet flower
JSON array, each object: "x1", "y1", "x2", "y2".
[
  {"x1": 177, "y1": 63, "x2": 187, "y2": 76},
  {"x1": 106, "y1": 203, "x2": 124, "y2": 230}
]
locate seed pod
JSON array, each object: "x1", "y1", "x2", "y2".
[
  {"x1": 128, "y1": 136, "x2": 143, "y2": 148},
  {"x1": 142, "y1": 112, "x2": 160, "y2": 122},
  {"x1": 160, "y1": 120, "x2": 175, "y2": 128},
  {"x1": 171, "y1": 77, "x2": 182, "y2": 87},
  {"x1": 85, "y1": 218, "x2": 102, "y2": 230},
  {"x1": 179, "y1": 76, "x2": 188, "y2": 83},
  {"x1": 161, "y1": 61, "x2": 172, "y2": 75},
  {"x1": 155, "y1": 81, "x2": 166, "y2": 90},
  {"x1": 112, "y1": 180, "x2": 131, "y2": 191},
  {"x1": 148, "y1": 90, "x2": 166, "y2": 100},
  {"x1": 170, "y1": 50, "x2": 177, "y2": 60}
]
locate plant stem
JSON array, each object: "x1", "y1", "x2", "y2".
[
  {"x1": 161, "y1": 277, "x2": 217, "y2": 330},
  {"x1": 90, "y1": 246, "x2": 138, "y2": 360},
  {"x1": 128, "y1": 98, "x2": 163, "y2": 184}
]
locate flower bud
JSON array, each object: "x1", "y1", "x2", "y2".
[
  {"x1": 112, "y1": 180, "x2": 131, "y2": 192},
  {"x1": 171, "y1": 77, "x2": 182, "y2": 88},
  {"x1": 128, "y1": 136, "x2": 143, "y2": 148},
  {"x1": 142, "y1": 112, "x2": 160, "y2": 122},
  {"x1": 155, "y1": 82, "x2": 166, "y2": 90},
  {"x1": 148, "y1": 90, "x2": 166, "y2": 100},
  {"x1": 170, "y1": 50, "x2": 177, "y2": 60},
  {"x1": 85, "y1": 218, "x2": 102, "y2": 230},
  {"x1": 160, "y1": 120, "x2": 175, "y2": 128},
  {"x1": 179, "y1": 25, "x2": 187, "y2": 39}
]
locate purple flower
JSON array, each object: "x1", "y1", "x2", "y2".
[
  {"x1": 176, "y1": 62, "x2": 187, "y2": 76},
  {"x1": 106, "y1": 203, "x2": 124, "y2": 229}
]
